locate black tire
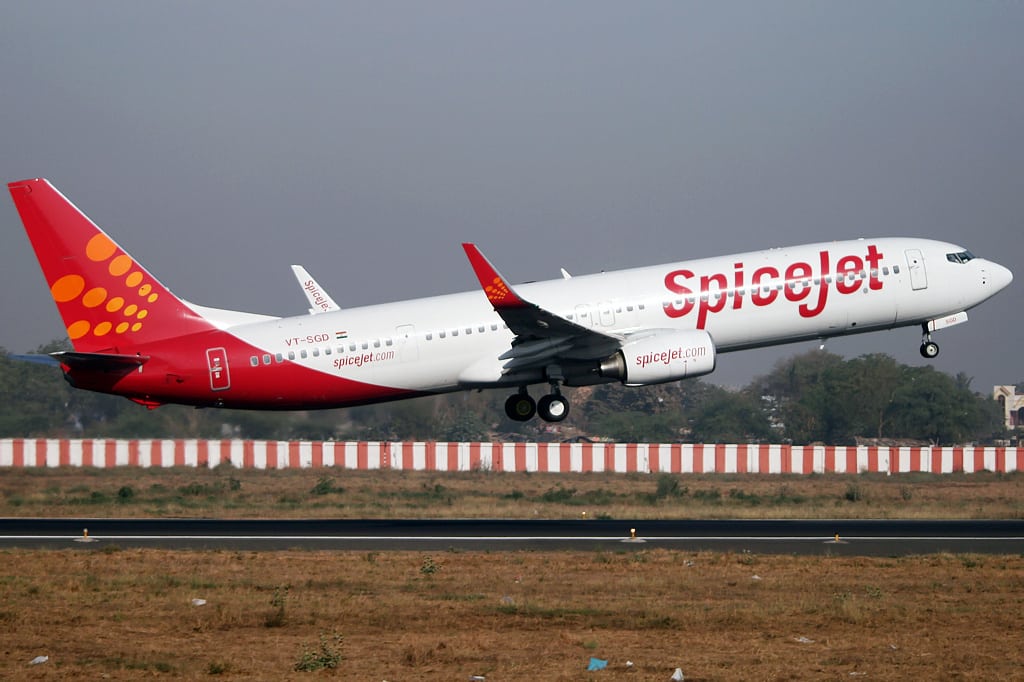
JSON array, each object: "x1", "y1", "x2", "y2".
[
  {"x1": 920, "y1": 341, "x2": 939, "y2": 359},
  {"x1": 537, "y1": 394, "x2": 569, "y2": 422},
  {"x1": 505, "y1": 393, "x2": 536, "y2": 421}
]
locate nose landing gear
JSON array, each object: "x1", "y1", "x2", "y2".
[{"x1": 920, "y1": 324, "x2": 940, "y2": 359}]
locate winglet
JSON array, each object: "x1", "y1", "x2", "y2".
[
  {"x1": 462, "y1": 243, "x2": 529, "y2": 309},
  {"x1": 290, "y1": 265, "x2": 340, "y2": 314}
]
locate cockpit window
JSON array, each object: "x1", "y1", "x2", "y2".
[{"x1": 946, "y1": 250, "x2": 975, "y2": 264}]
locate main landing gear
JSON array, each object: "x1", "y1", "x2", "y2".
[
  {"x1": 920, "y1": 324, "x2": 940, "y2": 359},
  {"x1": 505, "y1": 386, "x2": 570, "y2": 423}
]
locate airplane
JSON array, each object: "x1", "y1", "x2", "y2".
[{"x1": 7, "y1": 178, "x2": 1014, "y2": 422}]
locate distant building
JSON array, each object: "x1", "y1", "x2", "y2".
[{"x1": 993, "y1": 386, "x2": 1024, "y2": 429}]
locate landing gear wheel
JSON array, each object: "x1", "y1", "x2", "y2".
[
  {"x1": 505, "y1": 393, "x2": 536, "y2": 421},
  {"x1": 920, "y1": 341, "x2": 940, "y2": 359},
  {"x1": 538, "y1": 394, "x2": 570, "y2": 423}
]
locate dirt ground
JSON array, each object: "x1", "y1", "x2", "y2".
[
  {"x1": 2, "y1": 548, "x2": 1022, "y2": 680},
  {"x1": 2, "y1": 467, "x2": 1023, "y2": 679}
]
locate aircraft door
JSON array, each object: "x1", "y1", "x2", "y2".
[
  {"x1": 395, "y1": 324, "x2": 418, "y2": 362},
  {"x1": 206, "y1": 347, "x2": 231, "y2": 391},
  {"x1": 574, "y1": 304, "x2": 593, "y2": 327},
  {"x1": 905, "y1": 249, "x2": 928, "y2": 290}
]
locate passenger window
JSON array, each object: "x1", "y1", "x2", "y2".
[
  {"x1": 312, "y1": 348, "x2": 320, "y2": 357},
  {"x1": 275, "y1": 353, "x2": 284, "y2": 363},
  {"x1": 300, "y1": 350, "x2": 308, "y2": 359},
  {"x1": 288, "y1": 351, "x2": 296, "y2": 361},
  {"x1": 426, "y1": 333, "x2": 433, "y2": 341},
  {"x1": 249, "y1": 356, "x2": 259, "y2": 367},
  {"x1": 893, "y1": 265, "x2": 901, "y2": 274},
  {"x1": 263, "y1": 354, "x2": 272, "y2": 365}
]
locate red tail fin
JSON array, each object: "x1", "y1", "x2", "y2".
[{"x1": 8, "y1": 179, "x2": 216, "y2": 353}]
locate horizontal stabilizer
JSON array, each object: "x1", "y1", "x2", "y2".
[
  {"x1": 51, "y1": 351, "x2": 149, "y2": 372},
  {"x1": 8, "y1": 354, "x2": 62, "y2": 366}
]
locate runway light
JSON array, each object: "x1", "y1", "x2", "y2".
[
  {"x1": 74, "y1": 527, "x2": 97, "y2": 543},
  {"x1": 630, "y1": 527, "x2": 637, "y2": 540}
]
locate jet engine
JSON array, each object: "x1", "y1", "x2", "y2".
[{"x1": 599, "y1": 330, "x2": 716, "y2": 386}]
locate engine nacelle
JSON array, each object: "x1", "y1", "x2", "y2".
[{"x1": 599, "y1": 330, "x2": 716, "y2": 386}]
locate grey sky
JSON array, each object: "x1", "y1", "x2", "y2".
[{"x1": 1, "y1": 2, "x2": 1021, "y2": 391}]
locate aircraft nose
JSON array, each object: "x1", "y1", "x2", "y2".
[{"x1": 987, "y1": 262, "x2": 1013, "y2": 292}]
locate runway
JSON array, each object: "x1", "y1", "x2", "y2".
[{"x1": 2, "y1": 518, "x2": 1022, "y2": 555}]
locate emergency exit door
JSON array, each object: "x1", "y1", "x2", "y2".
[{"x1": 206, "y1": 347, "x2": 231, "y2": 391}]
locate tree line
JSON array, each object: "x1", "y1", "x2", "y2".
[{"x1": 0, "y1": 340, "x2": 1011, "y2": 445}]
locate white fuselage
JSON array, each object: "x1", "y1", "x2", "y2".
[{"x1": 225, "y1": 237, "x2": 1010, "y2": 394}]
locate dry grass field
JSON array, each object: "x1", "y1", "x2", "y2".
[
  {"x1": 1, "y1": 467, "x2": 1023, "y2": 519},
  {"x1": 2, "y1": 549, "x2": 1023, "y2": 680},
  {"x1": 2, "y1": 467, "x2": 1023, "y2": 679}
]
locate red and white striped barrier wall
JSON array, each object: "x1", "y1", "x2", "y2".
[{"x1": 0, "y1": 439, "x2": 1021, "y2": 474}]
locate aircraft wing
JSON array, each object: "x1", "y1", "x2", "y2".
[{"x1": 462, "y1": 243, "x2": 622, "y2": 372}]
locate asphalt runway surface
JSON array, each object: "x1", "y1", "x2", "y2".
[{"x1": 2, "y1": 518, "x2": 1023, "y2": 555}]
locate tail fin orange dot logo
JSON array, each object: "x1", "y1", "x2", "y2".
[
  {"x1": 51, "y1": 274, "x2": 85, "y2": 303},
  {"x1": 82, "y1": 287, "x2": 107, "y2": 308},
  {"x1": 50, "y1": 232, "x2": 161, "y2": 341},
  {"x1": 108, "y1": 255, "x2": 132, "y2": 277},
  {"x1": 85, "y1": 234, "x2": 117, "y2": 262},
  {"x1": 67, "y1": 320, "x2": 90, "y2": 340}
]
